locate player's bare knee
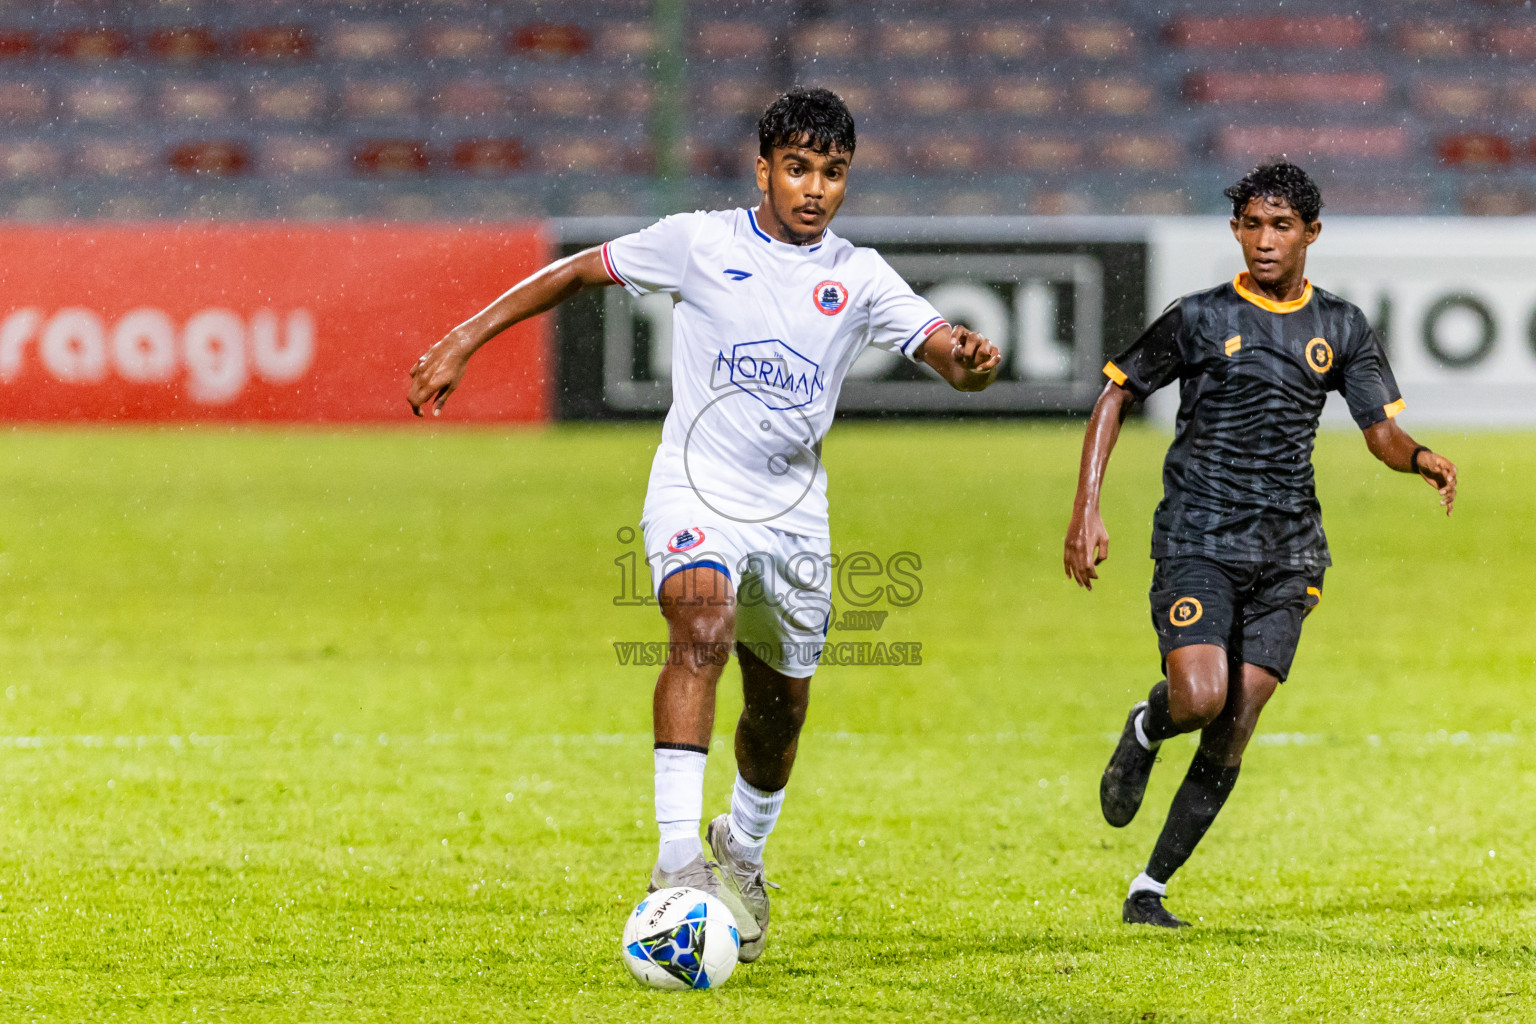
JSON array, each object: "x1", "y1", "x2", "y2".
[{"x1": 1171, "y1": 677, "x2": 1226, "y2": 728}]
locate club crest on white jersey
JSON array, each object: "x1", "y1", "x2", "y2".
[
  {"x1": 812, "y1": 280, "x2": 848, "y2": 316},
  {"x1": 667, "y1": 527, "x2": 706, "y2": 553}
]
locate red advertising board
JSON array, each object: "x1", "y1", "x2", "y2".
[{"x1": 0, "y1": 223, "x2": 550, "y2": 422}]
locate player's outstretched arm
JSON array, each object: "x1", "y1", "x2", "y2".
[
  {"x1": 408, "y1": 247, "x2": 614, "y2": 417},
  {"x1": 918, "y1": 325, "x2": 1001, "y2": 392},
  {"x1": 1064, "y1": 381, "x2": 1135, "y2": 590},
  {"x1": 1363, "y1": 419, "x2": 1458, "y2": 515}
]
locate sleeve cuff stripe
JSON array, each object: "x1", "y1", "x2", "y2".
[
  {"x1": 600, "y1": 243, "x2": 630, "y2": 288},
  {"x1": 1384, "y1": 398, "x2": 1405, "y2": 418},
  {"x1": 1103, "y1": 361, "x2": 1128, "y2": 386},
  {"x1": 902, "y1": 317, "x2": 947, "y2": 354}
]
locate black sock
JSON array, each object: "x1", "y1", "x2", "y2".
[
  {"x1": 1140, "y1": 679, "x2": 1182, "y2": 744},
  {"x1": 1146, "y1": 751, "x2": 1242, "y2": 884}
]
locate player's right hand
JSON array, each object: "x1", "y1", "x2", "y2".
[
  {"x1": 408, "y1": 333, "x2": 473, "y2": 417},
  {"x1": 1063, "y1": 508, "x2": 1110, "y2": 590}
]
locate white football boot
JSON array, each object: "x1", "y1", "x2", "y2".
[{"x1": 706, "y1": 813, "x2": 777, "y2": 963}]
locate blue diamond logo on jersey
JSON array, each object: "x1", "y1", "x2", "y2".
[
  {"x1": 720, "y1": 339, "x2": 825, "y2": 411},
  {"x1": 813, "y1": 279, "x2": 848, "y2": 316}
]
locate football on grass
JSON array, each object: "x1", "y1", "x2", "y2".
[{"x1": 621, "y1": 886, "x2": 739, "y2": 990}]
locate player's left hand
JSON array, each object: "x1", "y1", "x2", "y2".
[
  {"x1": 1417, "y1": 451, "x2": 1458, "y2": 515},
  {"x1": 950, "y1": 325, "x2": 1001, "y2": 374}
]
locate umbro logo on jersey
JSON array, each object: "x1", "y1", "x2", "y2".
[
  {"x1": 813, "y1": 280, "x2": 848, "y2": 316},
  {"x1": 723, "y1": 269, "x2": 753, "y2": 281},
  {"x1": 667, "y1": 527, "x2": 706, "y2": 553}
]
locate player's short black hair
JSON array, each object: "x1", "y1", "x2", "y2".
[
  {"x1": 757, "y1": 87, "x2": 856, "y2": 159},
  {"x1": 1224, "y1": 161, "x2": 1323, "y2": 222}
]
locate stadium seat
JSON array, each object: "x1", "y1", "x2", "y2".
[
  {"x1": 984, "y1": 79, "x2": 1062, "y2": 116},
  {"x1": 341, "y1": 80, "x2": 420, "y2": 120},
  {"x1": 1412, "y1": 79, "x2": 1494, "y2": 119},
  {"x1": 53, "y1": 28, "x2": 132, "y2": 62},
  {"x1": 1167, "y1": 16, "x2": 1367, "y2": 50},
  {"x1": 239, "y1": 27, "x2": 314, "y2": 62},
  {"x1": 509, "y1": 23, "x2": 592, "y2": 60},
  {"x1": 1460, "y1": 186, "x2": 1534, "y2": 216},
  {"x1": 593, "y1": 22, "x2": 654, "y2": 61},
  {"x1": 64, "y1": 80, "x2": 141, "y2": 121},
  {"x1": 1005, "y1": 136, "x2": 1085, "y2": 170},
  {"x1": 432, "y1": 78, "x2": 511, "y2": 119},
  {"x1": 895, "y1": 78, "x2": 971, "y2": 117},
  {"x1": 250, "y1": 79, "x2": 328, "y2": 122},
  {"x1": 1077, "y1": 78, "x2": 1155, "y2": 116},
  {"x1": 262, "y1": 136, "x2": 343, "y2": 177},
  {"x1": 1482, "y1": 24, "x2": 1536, "y2": 58},
  {"x1": 1506, "y1": 82, "x2": 1536, "y2": 117},
  {"x1": 1217, "y1": 125, "x2": 1409, "y2": 163},
  {"x1": 421, "y1": 25, "x2": 498, "y2": 62},
  {"x1": 168, "y1": 140, "x2": 252, "y2": 176},
  {"x1": 693, "y1": 77, "x2": 772, "y2": 117},
  {"x1": 537, "y1": 137, "x2": 624, "y2": 173},
  {"x1": 877, "y1": 21, "x2": 951, "y2": 58},
  {"x1": 1097, "y1": 132, "x2": 1184, "y2": 170},
  {"x1": 77, "y1": 138, "x2": 156, "y2": 177},
  {"x1": 159, "y1": 81, "x2": 236, "y2": 122},
  {"x1": 146, "y1": 27, "x2": 222, "y2": 64},
  {"x1": 1059, "y1": 20, "x2": 1136, "y2": 60},
  {"x1": 791, "y1": 22, "x2": 861, "y2": 60},
  {"x1": 0, "y1": 30, "x2": 38, "y2": 60},
  {"x1": 1184, "y1": 72, "x2": 1388, "y2": 108},
  {"x1": 0, "y1": 81, "x2": 48, "y2": 121},
  {"x1": 1396, "y1": 21, "x2": 1475, "y2": 59},
  {"x1": 328, "y1": 22, "x2": 408, "y2": 62},
  {"x1": 1436, "y1": 132, "x2": 1515, "y2": 168},
  {"x1": 353, "y1": 138, "x2": 430, "y2": 176},
  {"x1": 970, "y1": 22, "x2": 1044, "y2": 60},
  {"x1": 842, "y1": 136, "x2": 901, "y2": 173},
  {"x1": 0, "y1": 139, "x2": 61, "y2": 178},
  {"x1": 911, "y1": 134, "x2": 986, "y2": 174},
  {"x1": 525, "y1": 79, "x2": 602, "y2": 119},
  {"x1": 694, "y1": 21, "x2": 772, "y2": 60},
  {"x1": 450, "y1": 137, "x2": 527, "y2": 176}
]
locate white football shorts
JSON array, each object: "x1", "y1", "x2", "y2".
[{"x1": 641, "y1": 489, "x2": 832, "y2": 678}]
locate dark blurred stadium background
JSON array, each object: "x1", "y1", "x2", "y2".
[{"x1": 2, "y1": 0, "x2": 1535, "y2": 221}]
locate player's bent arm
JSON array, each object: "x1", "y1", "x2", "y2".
[
  {"x1": 1063, "y1": 381, "x2": 1135, "y2": 589},
  {"x1": 408, "y1": 247, "x2": 615, "y2": 417},
  {"x1": 1362, "y1": 418, "x2": 1458, "y2": 515},
  {"x1": 917, "y1": 325, "x2": 1001, "y2": 392}
]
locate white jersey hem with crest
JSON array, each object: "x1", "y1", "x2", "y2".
[{"x1": 604, "y1": 208, "x2": 947, "y2": 539}]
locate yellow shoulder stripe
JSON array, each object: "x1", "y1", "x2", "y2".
[
  {"x1": 1384, "y1": 398, "x2": 1405, "y2": 418},
  {"x1": 1103, "y1": 361, "x2": 1128, "y2": 386}
]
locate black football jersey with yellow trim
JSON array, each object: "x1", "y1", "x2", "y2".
[{"x1": 1105, "y1": 274, "x2": 1403, "y2": 568}]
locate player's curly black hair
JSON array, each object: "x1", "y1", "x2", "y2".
[
  {"x1": 1223, "y1": 161, "x2": 1323, "y2": 222},
  {"x1": 757, "y1": 87, "x2": 856, "y2": 159}
]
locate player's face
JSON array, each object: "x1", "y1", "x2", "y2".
[
  {"x1": 1230, "y1": 196, "x2": 1321, "y2": 291},
  {"x1": 754, "y1": 143, "x2": 850, "y2": 245}
]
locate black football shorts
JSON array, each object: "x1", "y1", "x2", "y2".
[{"x1": 1149, "y1": 555, "x2": 1325, "y2": 681}]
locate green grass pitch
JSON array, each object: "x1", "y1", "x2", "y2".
[{"x1": 0, "y1": 423, "x2": 1530, "y2": 1022}]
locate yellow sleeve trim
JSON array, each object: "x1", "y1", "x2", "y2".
[
  {"x1": 1307, "y1": 586, "x2": 1321, "y2": 602},
  {"x1": 1384, "y1": 398, "x2": 1405, "y2": 418},
  {"x1": 1103, "y1": 361, "x2": 1128, "y2": 386}
]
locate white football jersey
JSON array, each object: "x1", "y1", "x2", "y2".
[{"x1": 604, "y1": 208, "x2": 946, "y2": 538}]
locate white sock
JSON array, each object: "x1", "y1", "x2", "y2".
[
  {"x1": 655, "y1": 747, "x2": 706, "y2": 873},
  {"x1": 1133, "y1": 710, "x2": 1160, "y2": 752},
  {"x1": 727, "y1": 772, "x2": 785, "y2": 861},
  {"x1": 1128, "y1": 871, "x2": 1167, "y2": 898}
]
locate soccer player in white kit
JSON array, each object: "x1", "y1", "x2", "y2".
[{"x1": 409, "y1": 89, "x2": 1000, "y2": 962}]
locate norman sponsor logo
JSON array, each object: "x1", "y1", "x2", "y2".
[{"x1": 714, "y1": 339, "x2": 825, "y2": 411}]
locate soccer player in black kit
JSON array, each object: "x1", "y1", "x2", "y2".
[{"x1": 1063, "y1": 162, "x2": 1459, "y2": 928}]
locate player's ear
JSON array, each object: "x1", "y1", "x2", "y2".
[
  {"x1": 1229, "y1": 217, "x2": 1241, "y2": 240},
  {"x1": 755, "y1": 154, "x2": 770, "y2": 193},
  {"x1": 1304, "y1": 220, "x2": 1321, "y2": 245}
]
